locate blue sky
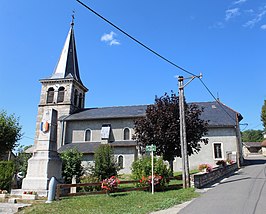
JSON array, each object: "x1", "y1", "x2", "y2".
[{"x1": 0, "y1": 0, "x2": 266, "y2": 147}]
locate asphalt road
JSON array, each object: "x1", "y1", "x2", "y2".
[{"x1": 179, "y1": 155, "x2": 266, "y2": 214}]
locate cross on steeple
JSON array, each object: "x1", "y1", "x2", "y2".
[{"x1": 71, "y1": 10, "x2": 75, "y2": 27}]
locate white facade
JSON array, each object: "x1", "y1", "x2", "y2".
[{"x1": 174, "y1": 127, "x2": 239, "y2": 171}]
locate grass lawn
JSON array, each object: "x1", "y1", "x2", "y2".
[{"x1": 19, "y1": 188, "x2": 198, "y2": 214}]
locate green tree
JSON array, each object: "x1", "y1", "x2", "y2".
[
  {"x1": 92, "y1": 144, "x2": 118, "y2": 180},
  {"x1": 261, "y1": 100, "x2": 266, "y2": 130},
  {"x1": 60, "y1": 148, "x2": 84, "y2": 183},
  {"x1": 15, "y1": 145, "x2": 32, "y2": 176},
  {"x1": 0, "y1": 161, "x2": 15, "y2": 190},
  {"x1": 133, "y1": 92, "x2": 208, "y2": 165},
  {"x1": 0, "y1": 111, "x2": 22, "y2": 156},
  {"x1": 241, "y1": 129, "x2": 263, "y2": 142}
]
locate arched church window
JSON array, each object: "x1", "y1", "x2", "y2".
[
  {"x1": 57, "y1": 87, "x2": 65, "y2": 103},
  {"x1": 118, "y1": 155, "x2": 124, "y2": 168},
  {"x1": 85, "y1": 129, "x2": 91, "y2": 141},
  {"x1": 47, "y1": 87, "x2": 54, "y2": 103},
  {"x1": 123, "y1": 128, "x2": 130, "y2": 140},
  {"x1": 78, "y1": 93, "x2": 83, "y2": 108},
  {"x1": 74, "y1": 89, "x2": 78, "y2": 106}
]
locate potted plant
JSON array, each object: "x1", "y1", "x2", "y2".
[{"x1": 198, "y1": 164, "x2": 213, "y2": 173}]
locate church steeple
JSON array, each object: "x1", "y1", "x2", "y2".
[{"x1": 50, "y1": 18, "x2": 84, "y2": 87}]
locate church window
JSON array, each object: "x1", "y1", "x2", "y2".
[
  {"x1": 85, "y1": 129, "x2": 91, "y2": 141},
  {"x1": 123, "y1": 128, "x2": 130, "y2": 140},
  {"x1": 47, "y1": 87, "x2": 54, "y2": 103},
  {"x1": 57, "y1": 87, "x2": 65, "y2": 103},
  {"x1": 78, "y1": 93, "x2": 83, "y2": 108},
  {"x1": 118, "y1": 155, "x2": 124, "y2": 169},
  {"x1": 74, "y1": 89, "x2": 78, "y2": 106},
  {"x1": 213, "y1": 142, "x2": 223, "y2": 159}
]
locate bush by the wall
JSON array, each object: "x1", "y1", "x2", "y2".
[
  {"x1": 79, "y1": 175, "x2": 101, "y2": 192},
  {"x1": 92, "y1": 144, "x2": 118, "y2": 180},
  {"x1": 0, "y1": 161, "x2": 15, "y2": 191},
  {"x1": 131, "y1": 156, "x2": 171, "y2": 187},
  {"x1": 60, "y1": 148, "x2": 84, "y2": 184}
]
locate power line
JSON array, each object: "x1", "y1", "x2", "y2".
[
  {"x1": 76, "y1": 0, "x2": 196, "y2": 77},
  {"x1": 76, "y1": 0, "x2": 239, "y2": 124},
  {"x1": 199, "y1": 78, "x2": 238, "y2": 123}
]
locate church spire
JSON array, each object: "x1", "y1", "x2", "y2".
[{"x1": 50, "y1": 16, "x2": 83, "y2": 86}]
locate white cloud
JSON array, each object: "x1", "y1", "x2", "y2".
[
  {"x1": 101, "y1": 31, "x2": 120, "y2": 46},
  {"x1": 244, "y1": 9, "x2": 254, "y2": 13},
  {"x1": 243, "y1": 7, "x2": 266, "y2": 28},
  {"x1": 225, "y1": 8, "x2": 241, "y2": 21},
  {"x1": 233, "y1": 0, "x2": 247, "y2": 5},
  {"x1": 261, "y1": 24, "x2": 266, "y2": 30}
]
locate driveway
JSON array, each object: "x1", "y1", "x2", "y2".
[{"x1": 179, "y1": 155, "x2": 266, "y2": 214}]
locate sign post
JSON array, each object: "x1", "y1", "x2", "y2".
[{"x1": 146, "y1": 144, "x2": 156, "y2": 194}]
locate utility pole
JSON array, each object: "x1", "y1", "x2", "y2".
[
  {"x1": 177, "y1": 74, "x2": 202, "y2": 188},
  {"x1": 178, "y1": 76, "x2": 187, "y2": 188},
  {"x1": 235, "y1": 113, "x2": 242, "y2": 168}
]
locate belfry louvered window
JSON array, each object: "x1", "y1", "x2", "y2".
[
  {"x1": 47, "y1": 88, "x2": 54, "y2": 103},
  {"x1": 57, "y1": 87, "x2": 65, "y2": 103},
  {"x1": 74, "y1": 89, "x2": 78, "y2": 106},
  {"x1": 78, "y1": 93, "x2": 83, "y2": 108}
]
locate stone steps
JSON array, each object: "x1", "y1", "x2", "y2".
[{"x1": 0, "y1": 202, "x2": 31, "y2": 214}]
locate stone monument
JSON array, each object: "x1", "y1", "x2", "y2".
[{"x1": 21, "y1": 108, "x2": 62, "y2": 196}]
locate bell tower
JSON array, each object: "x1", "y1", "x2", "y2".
[{"x1": 34, "y1": 18, "x2": 88, "y2": 148}]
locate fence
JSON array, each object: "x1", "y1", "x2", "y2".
[{"x1": 56, "y1": 177, "x2": 183, "y2": 200}]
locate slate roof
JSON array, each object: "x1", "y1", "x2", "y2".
[
  {"x1": 65, "y1": 105, "x2": 147, "y2": 121},
  {"x1": 243, "y1": 142, "x2": 262, "y2": 148},
  {"x1": 58, "y1": 141, "x2": 137, "y2": 153},
  {"x1": 194, "y1": 102, "x2": 243, "y2": 127},
  {"x1": 65, "y1": 101, "x2": 242, "y2": 127}
]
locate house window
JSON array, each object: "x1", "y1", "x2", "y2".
[
  {"x1": 85, "y1": 129, "x2": 91, "y2": 141},
  {"x1": 118, "y1": 155, "x2": 124, "y2": 168},
  {"x1": 213, "y1": 143, "x2": 223, "y2": 159},
  {"x1": 47, "y1": 87, "x2": 54, "y2": 103},
  {"x1": 57, "y1": 87, "x2": 65, "y2": 103},
  {"x1": 74, "y1": 89, "x2": 78, "y2": 106},
  {"x1": 123, "y1": 128, "x2": 130, "y2": 140}
]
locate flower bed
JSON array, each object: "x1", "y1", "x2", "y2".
[
  {"x1": 101, "y1": 176, "x2": 120, "y2": 194},
  {"x1": 22, "y1": 191, "x2": 38, "y2": 200}
]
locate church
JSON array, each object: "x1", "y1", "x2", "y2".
[{"x1": 31, "y1": 20, "x2": 243, "y2": 174}]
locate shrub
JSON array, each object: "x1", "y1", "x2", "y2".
[
  {"x1": 92, "y1": 144, "x2": 118, "y2": 180},
  {"x1": 0, "y1": 161, "x2": 15, "y2": 191},
  {"x1": 60, "y1": 148, "x2": 84, "y2": 184},
  {"x1": 131, "y1": 156, "x2": 171, "y2": 187},
  {"x1": 79, "y1": 175, "x2": 101, "y2": 192}
]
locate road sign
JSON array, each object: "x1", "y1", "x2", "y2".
[{"x1": 146, "y1": 145, "x2": 156, "y2": 152}]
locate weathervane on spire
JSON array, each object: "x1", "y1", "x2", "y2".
[{"x1": 71, "y1": 10, "x2": 75, "y2": 27}]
